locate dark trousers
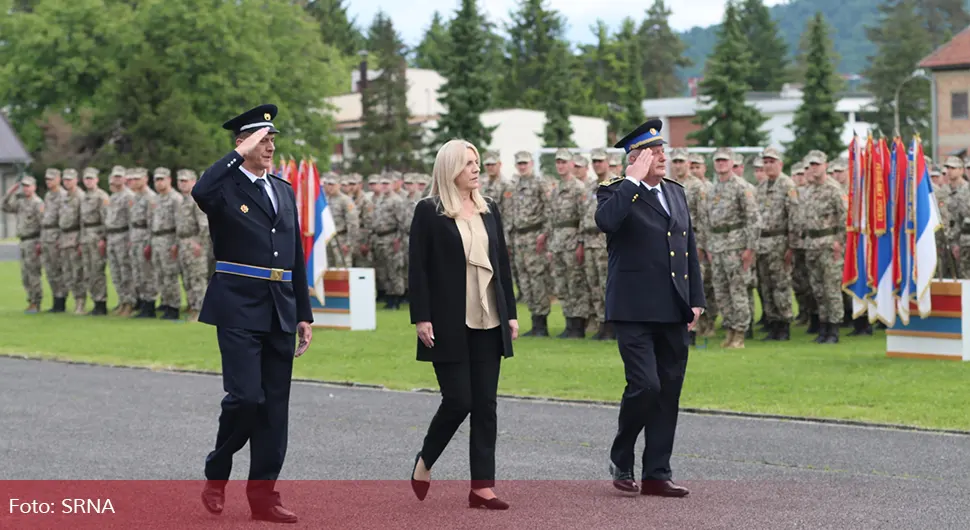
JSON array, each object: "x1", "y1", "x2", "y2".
[
  {"x1": 204, "y1": 316, "x2": 295, "y2": 509},
  {"x1": 420, "y1": 326, "x2": 502, "y2": 488},
  {"x1": 610, "y1": 321, "x2": 688, "y2": 481}
]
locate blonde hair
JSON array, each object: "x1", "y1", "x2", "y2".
[{"x1": 430, "y1": 139, "x2": 489, "y2": 218}]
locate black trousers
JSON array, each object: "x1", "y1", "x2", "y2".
[
  {"x1": 420, "y1": 326, "x2": 502, "y2": 488},
  {"x1": 204, "y1": 316, "x2": 295, "y2": 509},
  {"x1": 610, "y1": 321, "x2": 689, "y2": 481}
]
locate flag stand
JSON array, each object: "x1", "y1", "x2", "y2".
[{"x1": 885, "y1": 279, "x2": 970, "y2": 361}]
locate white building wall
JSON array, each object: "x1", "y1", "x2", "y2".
[{"x1": 479, "y1": 110, "x2": 608, "y2": 174}]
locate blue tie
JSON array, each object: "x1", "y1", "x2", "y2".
[{"x1": 255, "y1": 178, "x2": 275, "y2": 215}]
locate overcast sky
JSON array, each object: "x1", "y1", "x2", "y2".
[{"x1": 346, "y1": 0, "x2": 787, "y2": 47}]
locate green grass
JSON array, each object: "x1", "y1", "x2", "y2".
[{"x1": 1, "y1": 261, "x2": 969, "y2": 431}]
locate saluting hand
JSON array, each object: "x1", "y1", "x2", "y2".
[
  {"x1": 234, "y1": 127, "x2": 271, "y2": 158},
  {"x1": 625, "y1": 150, "x2": 655, "y2": 181}
]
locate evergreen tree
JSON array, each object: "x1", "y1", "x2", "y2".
[
  {"x1": 615, "y1": 18, "x2": 647, "y2": 134},
  {"x1": 432, "y1": 0, "x2": 496, "y2": 149},
  {"x1": 500, "y1": 0, "x2": 567, "y2": 109},
  {"x1": 784, "y1": 12, "x2": 845, "y2": 163},
  {"x1": 411, "y1": 11, "x2": 449, "y2": 71},
  {"x1": 738, "y1": 0, "x2": 790, "y2": 91},
  {"x1": 354, "y1": 12, "x2": 423, "y2": 173},
  {"x1": 688, "y1": 1, "x2": 768, "y2": 147},
  {"x1": 792, "y1": 19, "x2": 844, "y2": 91},
  {"x1": 304, "y1": 0, "x2": 365, "y2": 58},
  {"x1": 479, "y1": 17, "x2": 508, "y2": 99},
  {"x1": 862, "y1": 0, "x2": 933, "y2": 142},
  {"x1": 919, "y1": 0, "x2": 970, "y2": 48},
  {"x1": 577, "y1": 20, "x2": 624, "y2": 138},
  {"x1": 539, "y1": 41, "x2": 574, "y2": 174},
  {"x1": 637, "y1": 0, "x2": 692, "y2": 98}
]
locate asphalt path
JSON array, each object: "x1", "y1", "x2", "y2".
[{"x1": 1, "y1": 355, "x2": 968, "y2": 529}]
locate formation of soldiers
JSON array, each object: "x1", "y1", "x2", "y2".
[
  {"x1": 7, "y1": 150, "x2": 969, "y2": 349},
  {"x1": 4, "y1": 166, "x2": 213, "y2": 322}
]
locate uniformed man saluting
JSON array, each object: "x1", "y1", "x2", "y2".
[
  {"x1": 193, "y1": 104, "x2": 313, "y2": 524},
  {"x1": 596, "y1": 119, "x2": 704, "y2": 498}
]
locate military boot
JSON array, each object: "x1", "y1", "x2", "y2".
[
  {"x1": 74, "y1": 299, "x2": 86, "y2": 315},
  {"x1": 813, "y1": 323, "x2": 830, "y2": 344},
  {"x1": 160, "y1": 305, "x2": 180, "y2": 320},
  {"x1": 534, "y1": 315, "x2": 550, "y2": 337},
  {"x1": 760, "y1": 321, "x2": 778, "y2": 341},
  {"x1": 136, "y1": 300, "x2": 156, "y2": 318},
  {"x1": 571, "y1": 317, "x2": 587, "y2": 338},
  {"x1": 848, "y1": 317, "x2": 873, "y2": 336},
  {"x1": 557, "y1": 318, "x2": 573, "y2": 339},
  {"x1": 720, "y1": 330, "x2": 735, "y2": 348},
  {"x1": 25, "y1": 303, "x2": 39, "y2": 314},
  {"x1": 824, "y1": 324, "x2": 840, "y2": 344},
  {"x1": 89, "y1": 301, "x2": 107, "y2": 316},
  {"x1": 728, "y1": 330, "x2": 746, "y2": 349},
  {"x1": 591, "y1": 321, "x2": 607, "y2": 340},
  {"x1": 117, "y1": 303, "x2": 133, "y2": 317},
  {"x1": 522, "y1": 315, "x2": 542, "y2": 337},
  {"x1": 806, "y1": 314, "x2": 820, "y2": 334},
  {"x1": 775, "y1": 321, "x2": 791, "y2": 341},
  {"x1": 603, "y1": 322, "x2": 616, "y2": 340},
  {"x1": 49, "y1": 297, "x2": 66, "y2": 313}
]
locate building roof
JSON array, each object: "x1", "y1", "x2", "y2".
[
  {"x1": 0, "y1": 111, "x2": 31, "y2": 165},
  {"x1": 919, "y1": 25, "x2": 970, "y2": 70}
]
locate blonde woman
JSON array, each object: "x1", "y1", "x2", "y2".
[{"x1": 407, "y1": 139, "x2": 518, "y2": 510}]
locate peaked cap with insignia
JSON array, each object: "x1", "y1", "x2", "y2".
[
  {"x1": 223, "y1": 104, "x2": 280, "y2": 136},
  {"x1": 614, "y1": 118, "x2": 666, "y2": 153}
]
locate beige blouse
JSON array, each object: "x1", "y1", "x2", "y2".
[{"x1": 456, "y1": 213, "x2": 500, "y2": 330}]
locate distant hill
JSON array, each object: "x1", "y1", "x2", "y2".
[{"x1": 676, "y1": 0, "x2": 959, "y2": 82}]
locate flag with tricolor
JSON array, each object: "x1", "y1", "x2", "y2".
[
  {"x1": 302, "y1": 160, "x2": 336, "y2": 306},
  {"x1": 865, "y1": 136, "x2": 890, "y2": 319},
  {"x1": 843, "y1": 133, "x2": 869, "y2": 316},
  {"x1": 910, "y1": 137, "x2": 940, "y2": 317},
  {"x1": 874, "y1": 136, "x2": 905, "y2": 325}
]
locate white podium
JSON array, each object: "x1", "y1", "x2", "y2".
[
  {"x1": 309, "y1": 267, "x2": 376, "y2": 330},
  {"x1": 885, "y1": 279, "x2": 970, "y2": 361}
]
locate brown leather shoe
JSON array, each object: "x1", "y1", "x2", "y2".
[
  {"x1": 200, "y1": 485, "x2": 224, "y2": 514},
  {"x1": 639, "y1": 480, "x2": 690, "y2": 497},
  {"x1": 251, "y1": 505, "x2": 298, "y2": 524}
]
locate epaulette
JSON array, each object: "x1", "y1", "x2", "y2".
[
  {"x1": 269, "y1": 173, "x2": 291, "y2": 185},
  {"x1": 663, "y1": 177, "x2": 684, "y2": 188},
  {"x1": 600, "y1": 176, "x2": 624, "y2": 187}
]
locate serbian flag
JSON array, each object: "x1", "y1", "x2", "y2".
[
  {"x1": 866, "y1": 137, "x2": 890, "y2": 320},
  {"x1": 843, "y1": 134, "x2": 869, "y2": 316},
  {"x1": 303, "y1": 160, "x2": 337, "y2": 305},
  {"x1": 911, "y1": 138, "x2": 940, "y2": 317},
  {"x1": 896, "y1": 142, "x2": 916, "y2": 324},
  {"x1": 875, "y1": 137, "x2": 904, "y2": 326}
]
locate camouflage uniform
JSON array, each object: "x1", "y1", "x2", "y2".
[
  {"x1": 3, "y1": 175, "x2": 44, "y2": 311},
  {"x1": 802, "y1": 151, "x2": 847, "y2": 343},
  {"x1": 148, "y1": 167, "x2": 184, "y2": 319},
  {"x1": 755, "y1": 148, "x2": 797, "y2": 339},
  {"x1": 175, "y1": 170, "x2": 210, "y2": 321},
  {"x1": 734, "y1": 163, "x2": 761, "y2": 337},
  {"x1": 104, "y1": 166, "x2": 136, "y2": 315},
  {"x1": 579, "y1": 148, "x2": 612, "y2": 339},
  {"x1": 129, "y1": 168, "x2": 158, "y2": 317},
  {"x1": 350, "y1": 174, "x2": 376, "y2": 269},
  {"x1": 481, "y1": 150, "x2": 517, "y2": 299},
  {"x1": 370, "y1": 175, "x2": 407, "y2": 308},
  {"x1": 40, "y1": 169, "x2": 68, "y2": 311},
  {"x1": 699, "y1": 148, "x2": 760, "y2": 348},
  {"x1": 941, "y1": 156, "x2": 967, "y2": 278},
  {"x1": 58, "y1": 169, "x2": 87, "y2": 313},
  {"x1": 686, "y1": 153, "x2": 717, "y2": 337},
  {"x1": 508, "y1": 151, "x2": 552, "y2": 335},
  {"x1": 549, "y1": 149, "x2": 591, "y2": 337},
  {"x1": 79, "y1": 167, "x2": 111, "y2": 315},
  {"x1": 323, "y1": 173, "x2": 360, "y2": 268},
  {"x1": 790, "y1": 164, "x2": 816, "y2": 325}
]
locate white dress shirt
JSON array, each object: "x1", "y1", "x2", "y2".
[
  {"x1": 240, "y1": 165, "x2": 278, "y2": 213},
  {"x1": 625, "y1": 176, "x2": 669, "y2": 214}
]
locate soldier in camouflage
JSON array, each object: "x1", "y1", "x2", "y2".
[
  {"x1": 801, "y1": 150, "x2": 847, "y2": 343},
  {"x1": 40, "y1": 168, "x2": 68, "y2": 312},
  {"x1": 789, "y1": 163, "x2": 815, "y2": 327},
  {"x1": 509, "y1": 150, "x2": 551, "y2": 336},
  {"x1": 942, "y1": 156, "x2": 966, "y2": 278},
  {"x1": 755, "y1": 147, "x2": 797, "y2": 340},
  {"x1": 129, "y1": 167, "x2": 158, "y2": 318},
  {"x1": 345, "y1": 174, "x2": 375, "y2": 271},
  {"x1": 3, "y1": 175, "x2": 44, "y2": 313},
  {"x1": 549, "y1": 148, "x2": 589, "y2": 338},
  {"x1": 687, "y1": 153, "x2": 717, "y2": 338},
  {"x1": 148, "y1": 167, "x2": 183, "y2": 320},
  {"x1": 370, "y1": 175, "x2": 407, "y2": 309},
  {"x1": 58, "y1": 169, "x2": 87, "y2": 314},
  {"x1": 104, "y1": 166, "x2": 135, "y2": 315},
  {"x1": 580, "y1": 147, "x2": 613, "y2": 339},
  {"x1": 732, "y1": 155, "x2": 760, "y2": 338},
  {"x1": 175, "y1": 170, "x2": 210, "y2": 322},
  {"x1": 482, "y1": 150, "x2": 517, "y2": 293},
  {"x1": 698, "y1": 147, "x2": 759, "y2": 348},
  {"x1": 323, "y1": 172, "x2": 360, "y2": 268},
  {"x1": 79, "y1": 167, "x2": 111, "y2": 316}
]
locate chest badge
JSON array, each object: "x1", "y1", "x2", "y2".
[{"x1": 240, "y1": 204, "x2": 249, "y2": 213}]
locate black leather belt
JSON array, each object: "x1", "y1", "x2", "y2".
[
  {"x1": 806, "y1": 227, "x2": 838, "y2": 238},
  {"x1": 513, "y1": 222, "x2": 543, "y2": 234},
  {"x1": 710, "y1": 222, "x2": 743, "y2": 234},
  {"x1": 106, "y1": 227, "x2": 129, "y2": 234},
  {"x1": 554, "y1": 220, "x2": 580, "y2": 229},
  {"x1": 152, "y1": 229, "x2": 176, "y2": 236},
  {"x1": 20, "y1": 233, "x2": 40, "y2": 241},
  {"x1": 131, "y1": 223, "x2": 147, "y2": 229},
  {"x1": 373, "y1": 228, "x2": 397, "y2": 236},
  {"x1": 60, "y1": 227, "x2": 79, "y2": 233},
  {"x1": 760, "y1": 228, "x2": 787, "y2": 238}
]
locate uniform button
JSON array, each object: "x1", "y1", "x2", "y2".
[
  {"x1": 667, "y1": 231, "x2": 671, "y2": 237},
  {"x1": 685, "y1": 252, "x2": 689, "y2": 257},
  {"x1": 671, "y1": 272, "x2": 675, "y2": 277},
  {"x1": 670, "y1": 251, "x2": 674, "y2": 256},
  {"x1": 271, "y1": 228, "x2": 276, "y2": 233},
  {"x1": 683, "y1": 231, "x2": 687, "y2": 236},
  {"x1": 684, "y1": 274, "x2": 688, "y2": 279},
  {"x1": 273, "y1": 251, "x2": 278, "y2": 257}
]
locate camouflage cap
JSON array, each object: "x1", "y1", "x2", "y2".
[
  {"x1": 944, "y1": 156, "x2": 964, "y2": 169},
  {"x1": 61, "y1": 168, "x2": 78, "y2": 180},
  {"x1": 44, "y1": 168, "x2": 61, "y2": 180},
  {"x1": 350, "y1": 173, "x2": 363, "y2": 184},
  {"x1": 379, "y1": 175, "x2": 392, "y2": 184},
  {"x1": 792, "y1": 164, "x2": 806, "y2": 174},
  {"x1": 831, "y1": 159, "x2": 848, "y2": 172},
  {"x1": 572, "y1": 154, "x2": 588, "y2": 167},
  {"x1": 402, "y1": 173, "x2": 417, "y2": 185},
  {"x1": 366, "y1": 174, "x2": 381, "y2": 184},
  {"x1": 930, "y1": 165, "x2": 942, "y2": 176},
  {"x1": 483, "y1": 150, "x2": 500, "y2": 164},
  {"x1": 590, "y1": 147, "x2": 608, "y2": 161},
  {"x1": 135, "y1": 167, "x2": 149, "y2": 178},
  {"x1": 761, "y1": 147, "x2": 783, "y2": 161},
  {"x1": 20, "y1": 175, "x2": 37, "y2": 186},
  {"x1": 669, "y1": 147, "x2": 688, "y2": 162},
  {"x1": 82, "y1": 167, "x2": 99, "y2": 179},
  {"x1": 805, "y1": 150, "x2": 827, "y2": 165},
  {"x1": 608, "y1": 153, "x2": 623, "y2": 165},
  {"x1": 732, "y1": 152, "x2": 745, "y2": 165},
  {"x1": 514, "y1": 151, "x2": 532, "y2": 163},
  {"x1": 712, "y1": 147, "x2": 733, "y2": 161},
  {"x1": 177, "y1": 169, "x2": 197, "y2": 181},
  {"x1": 321, "y1": 172, "x2": 339, "y2": 185},
  {"x1": 751, "y1": 157, "x2": 764, "y2": 168},
  {"x1": 555, "y1": 148, "x2": 572, "y2": 161},
  {"x1": 688, "y1": 153, "x2": 705, "y2": 165},
  {"x1": 110, "y1": 165, "x2": 126, "y2": 177},
  {"x1": 153, "y1": 167, "x2": 171, "y2": 179},
  {"x1": 826, "y1": 165, "x2": 834, "y2": 174},
  {"x1": 965, "y1": 157, "x2": 970, "y2": 168}
]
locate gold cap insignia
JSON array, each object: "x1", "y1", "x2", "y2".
[
  {"x1": 649, "y1": 128, "x2": 657, "y2": 135},
  {"x1": 240, "y1": 204, "x2": 249, "y2": 213},
  {"x1": 264, "y1": 113, "x2": 271, "y2": 121}
]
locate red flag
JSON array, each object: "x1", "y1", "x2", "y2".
[
  {"x1": 842, "y1": 134, "x2": 861, "y2": 291},
  {"x1": 866, "y1": 136, "x2": 889, "y2": 292},
  {"x1": 891, "y1": 138, "x2": 908, "y2": 291}
]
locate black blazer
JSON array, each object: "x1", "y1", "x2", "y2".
[
  {"x1": 191, "y1": 150, "x2": 313, "y2": 334},
  {"x1": 595, "y1": 177, "x2": 705, "y2": 324},
  {"x1": 408, "y1": 196, "x2": 517, "y2": 363}
]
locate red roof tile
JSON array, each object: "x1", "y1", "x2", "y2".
[{"x1": 919, "y1": 25, "x2": 970, "y2": 69}]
